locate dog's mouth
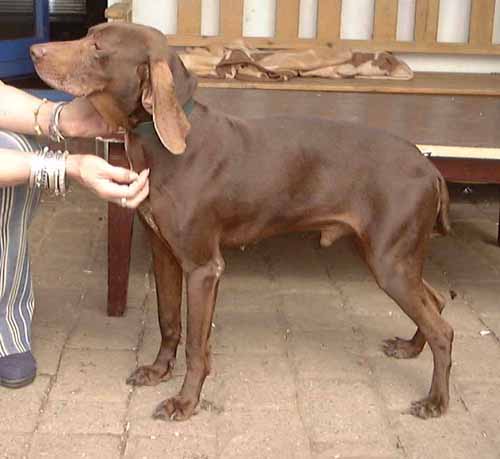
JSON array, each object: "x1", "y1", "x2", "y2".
[{"x1": 33, "y1": 67, "x2": 83, "y2": 97}]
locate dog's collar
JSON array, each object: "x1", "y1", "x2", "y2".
[{"x1": 132, "y1": 98, "x2": 195, "y2": 136}]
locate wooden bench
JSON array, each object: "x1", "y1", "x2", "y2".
[
  {"x1": 104, "y1": 0, "x2": 500, "y2": 316},
  {"x1": 107, "y1": 0, "x2": 500, "y2": 95}
]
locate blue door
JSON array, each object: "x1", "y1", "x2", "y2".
[{"x1": 0, "y1": 0, "x2": 49, "y2": 78}]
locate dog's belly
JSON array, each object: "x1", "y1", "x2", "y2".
[{"x1": 219, "y1": 208, "x2": 358, "y2": 249}]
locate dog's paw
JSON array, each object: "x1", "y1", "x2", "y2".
[
  {"x1": 408, "y1": 397, "x2": 446, "y2": 419},
  {"x1": 382, "y1": 337, "x2": 422, "y2": 359},
  {"x1": 126, "y1": 365, "x2": 173, "y2": 387},
  {"x1": 153, "y1": 396, "x2": 197, "y2": 422}
]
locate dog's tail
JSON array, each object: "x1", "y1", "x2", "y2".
[{"x1": 435, "y1": 174, "x2": 451, "y2": 236}]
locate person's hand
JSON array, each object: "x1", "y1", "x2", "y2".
[
  {"x1": 59, "y1": 97, "x2": 116, "y2": 138},
  {"x1": 66, "y1": 155, "x2": 150, "y2": 208}
]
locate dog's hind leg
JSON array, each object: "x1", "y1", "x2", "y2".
[
  {"x1": 383, "y1": 279, "x2": 446, "y2": 359},
  {"x1": 127, "y1": 228, "x2": 183, "y2": 387},
  {"x1": 367, "y1": 251, "x2": 453, "y2": 418}
]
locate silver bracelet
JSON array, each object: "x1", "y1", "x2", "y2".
[
  {"x1": 29, "y1": 147, "x2": 69, "y2": 196},
  {"x1": 48, "y1": 102, "x2": 67, "y2": 143}
]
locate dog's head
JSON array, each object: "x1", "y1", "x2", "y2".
[{"x1": 31, "y1": 22, "x2": 197, "y2": 154}]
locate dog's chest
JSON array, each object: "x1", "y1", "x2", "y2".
[
  {"x1": 125, "y1": 132, "x2": 165, "y2": 239},
  {"x1": 125, "y1": 132, "x2": 148, "y2": 172},
  {"x1": 137, "y1": 199, "x2": 163, "y2": 236}
]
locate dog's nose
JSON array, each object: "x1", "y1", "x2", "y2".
[{"x1": 30, "y1": 45, "x2": 46, "y2": 61}]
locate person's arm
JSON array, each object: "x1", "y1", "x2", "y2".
[
  {"x1": 0, "y1": 80, "x2": 58, "y2": 136},
  {"x1": 0, "y1": 80, "x2": 111, "y2": 138},
  {"x1": 0, "y1": 81, "x2": 148, "y2": 207},
  {"x1": 0, "y1": 148, "x2": 149, "y2": 208},
  {"x1": 0, "y1": 149, "x2": 33, "y2": 186}
]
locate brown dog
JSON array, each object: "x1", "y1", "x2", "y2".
[{"x1": 31, "y1": 22, "x2": 453, "y2": 422}]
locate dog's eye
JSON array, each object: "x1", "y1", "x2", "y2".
[{"x1": 93, "y1": 44, "x2": 111, "y2": 60}]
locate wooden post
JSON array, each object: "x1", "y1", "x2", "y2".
[
  {"x1": 415, "y1": 0, "x2": 440, "y2": 44},
  {"x1": 177, "y1": 0, "x2": 202, "y2": 36},
  {"x1": 317, "y1": 0, "x2": 342, "y2": 44},
  {"x1": 373, "y1": 0, "x2": 398, "y2": 41},
  {"x1": 469, "y1": 0, "x2": 495, "y2": 47},
  {"x1": 220, "y1": 0, "x2": 244, "y2": 39},
  {"x1": 275, "y1": 0, "x2": 300, "y2": 40},
  {"x1": 107, "y1": 142, "x2": 135, "y2": 317}
]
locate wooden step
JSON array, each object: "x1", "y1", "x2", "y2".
[{"x1": 198, "y1": 71, "x2": 500, "y2": 96}]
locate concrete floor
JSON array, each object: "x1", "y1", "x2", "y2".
[{"x1": 1, "y1": 182, "x2": 500, "y2": 459}]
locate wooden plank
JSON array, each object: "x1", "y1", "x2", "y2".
[
  {"x1": 197, "y1": 72, "x2": 500, "y2": 96},
  {"x1": 373, "y1": 0, "x2": 398, "y2": 41},
  {"x1": 415, "y1": 0, "x2": 440, "y2": 43},
  {"x1": 168, "y1": 34, "x2": 500, "y2": 54},
  {"x1": 417, "y1": 145, "x2": 500, "y2": 160},
  {"x1": 429, "y1": 157, "x2": 500, "y2": 184},
  {"x1": 220, "y1": 0, "x2": 244, "y2": 38},
  {"x1": 275, "y1": 0, "x2": 300, "y2": 40},
  {"x1": 317, "y1": 0, "x2": 342, "y2": 43},
  {"x1": 469, "y1": 0, "x2": 496, "y2": 46},
  {"x1": 177, "y1": 0, "x2": 202, "y2": 36}
]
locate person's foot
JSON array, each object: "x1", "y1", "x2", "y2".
[{"x1": 0, "y1": 351, "x2": 37, "y2": 388}]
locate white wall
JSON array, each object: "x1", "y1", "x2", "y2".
[{"x1": 110, "y1": 0, "x2": 500, "y2": 73}]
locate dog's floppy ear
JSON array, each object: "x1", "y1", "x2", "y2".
[{"x1": 141, "y1": 58, "x2": 190, "y2": 154}]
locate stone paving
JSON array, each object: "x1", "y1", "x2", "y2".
[{"x1": 1, "y1": 182, "x2": 500, "y2": 459}]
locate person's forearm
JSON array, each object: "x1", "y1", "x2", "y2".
[
  {"x1": 0, "y1": 148, "x2": 83, "y2": 187},
  {"x1": 0, "y1": 149, "x2": 34, "y2": 186},
  {"x1": 0, "y1": 81, "x2": 54, "y2": 136}
]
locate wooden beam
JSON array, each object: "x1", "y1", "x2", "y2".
[
  {"x1": 373, "y1": 0, "x2": 398, "y2": 41},
  {"x1": 275, "y1": 0, "x2": 300, "y2": 40},
  {"x1": 220, "y1": 0, "x2": 244, "y2": 39},
  {"x1": 167, "y1": 34, "x2": 500, "y2": 54},
  {"x1": 317, "y1": 0, "x2": 342, "y2": 43},
  {"x1": 177, "y1": 0, "x2": 202, "y2": 36},
  {"x1": 415, "y1": 0, "x2": 440, "y2": 43},
  {"x1": 469, "y1": 0, "x2": 496, "y2": 46},
  {"x1": 196, "y1": 72, "x2": 500, "y2": 97}
]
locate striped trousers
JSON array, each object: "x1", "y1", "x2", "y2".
[{"x1": 0, "y1": 131, "x2": 40, "y2": 357}]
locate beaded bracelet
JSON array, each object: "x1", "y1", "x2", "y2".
[
  {"x1": 29, "y1": 147, "x2": 69, "y2": 196},
  {"x1": 33, "y1": 98, "x2": 49, "y2": 136}
]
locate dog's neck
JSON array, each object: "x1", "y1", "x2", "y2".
[
  {"x1": 124, "y1": 98, "x2": 197, "y2": 171},
  {"x1": 131, "y1": 98, "x2": 196, "y2": 139},
  {"x1": 88, "y1": 92, "x2": 132, "y2": 131}
]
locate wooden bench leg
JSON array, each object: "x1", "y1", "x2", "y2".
[
  {"x1": 107, "y1": 142, "x2": 135, "y2": 316},
  {"x1": 498, "y1": 186, "x2": 500, "y2": 247}
]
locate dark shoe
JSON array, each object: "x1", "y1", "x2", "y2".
[{"x1": 0, "y1": 351, "x2": 37, "y2": 388}]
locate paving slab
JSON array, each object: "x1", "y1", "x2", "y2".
[
  {"x1": 0, "y1": 376, "x2": 51, "y2": 433},
  {"x1": 393, "y1": 411, "x2": 498, "y2": 459},
  {"x1": 296, "y1": 378, "x2": 398, "y2": 455},
  {"x1": 0, "y1": 433, "x2": 32, "y2": 459},
  {"x1": 29, "y1": 433, "x2": 122, "y2": 459},
  {"x1": 216, "y1": 408, "x2": 311, "y2": 459},
  {"x1": 37, "y1": 399, "x2": 126, "y2": 435},
  {"x1": 49, "y1": 349, "x2": 135, "y2": 403}
]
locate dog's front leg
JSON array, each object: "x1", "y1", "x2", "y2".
[
  {"x1": 127, "y1": 228, "x2": 182, "y2": 386},
  {"x1": 153, "y1": 256, "x2": 224, "y2": 421}
]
